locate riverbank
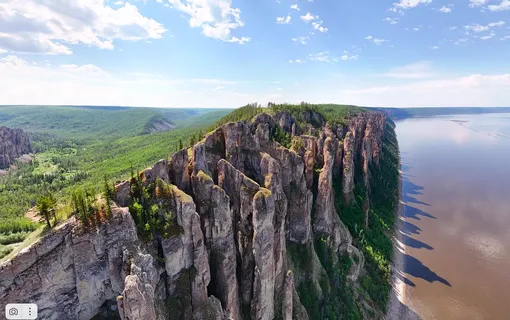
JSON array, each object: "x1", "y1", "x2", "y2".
[{"x1": 385, "y1": 156, "x2": 421, "y2": 320}]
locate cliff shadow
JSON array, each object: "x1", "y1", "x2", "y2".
[
  {"x1": 404, "y1": 204, "x2": 436, "y2": 220},
  {"x1": 403, "y1": 254, "x2": 451, "y2": 287},
  {"x1": 402, "y1": 177, "x2": 430, "y2": 207},
  {"x1": 400, "y1": 233, "x2": 433, "y2": 250}
]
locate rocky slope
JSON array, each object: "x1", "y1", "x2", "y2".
[
  {"x1": 0, "y1": 107, "x2": 389, "y2": 320},
  {"x1": 0, "y1": 126, "x2": 32, "y2": 169}
]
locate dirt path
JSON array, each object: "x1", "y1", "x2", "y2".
[{"x1": 385, "y1": 162, "x2": 421, "y2": 320}]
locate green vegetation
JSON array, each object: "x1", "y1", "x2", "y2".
[
  {"x1": 0, "y1": 106, "x2": 227, "y2": 252},
  {"x1": 271, "y1": 124, "x2": 291, "y2": 148},
  {"x1": 333, "y1": 122, "x2": 399, "y2": 312},
  {"x1": 128, "y1": 176, "x2": 177, "y2": 241},
  {"x1": 36, "y1": 192, "x2": 57, "y2": 229}
]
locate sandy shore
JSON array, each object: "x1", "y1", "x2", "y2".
[{"x1": 385, "y1": 163, "x2": 421, "y2": 320}]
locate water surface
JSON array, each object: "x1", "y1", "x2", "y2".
[{"x1": 395, "y1": 113, "x2": 510, "y2": 320}]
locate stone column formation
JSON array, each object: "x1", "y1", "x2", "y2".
[{"x1": 0, "y1": 110, "x2": 386, "y2": 320}]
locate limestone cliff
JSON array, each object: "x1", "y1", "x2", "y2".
[
  {"x1": 0, "y1": 107, "x2": 389, "y2": 320},
  {"x1": 0, "y1": 126, "x2": 32, "y2": 169}
]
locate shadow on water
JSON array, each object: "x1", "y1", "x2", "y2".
[
  {"x1": 397, "y1": 175, "x2": 452, "y2": 290},
  {"x1": 404, "y1": 204, "x2": 436, "y2": 220},
  {"x1": 401, "y1": 234, "x2": 433, "y2": 250},
  {"x1": 403, "y1": 254, "x2": 451, "y2": 287},
  {"x1": 401, "y1": 220, "x2": 422, "y2": 236}
]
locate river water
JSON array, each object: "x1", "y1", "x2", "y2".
[{"x1": 395, "y1": 113, "x2": 510, "y2": 320}]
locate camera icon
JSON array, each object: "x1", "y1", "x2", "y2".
[
  {"x1": 8, "y1": 308, "x2": 18, "y2": 316},
  {"x1": 5, "y1": 303, "x2": 38, "y2": 319}
]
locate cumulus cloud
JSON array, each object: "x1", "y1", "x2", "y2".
[
  {"x1": 292, "y1": 36, "x2": 310, "y2": 45},
  {"x1": 469, "y1": 0, "x2": 488, "y2": 7},
  {"x1": 488, "y1": 0, "x2": 510, "y2": 11},
  {"x1": 464, "y1": 21, "x2": 505, "y2": 32},
  {"x1": 289, "y1": 59, "x2": 304, "y2": 63},
  {"x1": 276, "y1": 15, "x2": 292, "y2": 24},
  {"x1": 392, "y1": 0, "x2": 432, "y2": 9},
  {"x1": 290, "y1": 4, "x2": 300, "y2": 11},
  {"x1": 167, "y1": 0, "x2": 250, "y2": 44},
  {"x1": 0, "y1": 0, "x2": 166, "y2": 54},
  {"x1": 439, "y1": 6, "x2": 452, "y2": 13},
  {"x1": 309, "y1": 52, "x2": 337, "y2": 63},
  {"x1": 300, "y1": 12, "x2": 317, "y2": 22},
  {"x1": 312, "y1": 21, "x2": 328, "y2": 33},
  {"x1": 384, "y1": 17, "x2": 398, "y2": 24},
  {"x1": 365, "y1": 36, "x2": 387, "y2": 45}
]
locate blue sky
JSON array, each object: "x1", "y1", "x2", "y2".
[{"x1": 0, "y1": 0, "x2": 509, "y2": 108}]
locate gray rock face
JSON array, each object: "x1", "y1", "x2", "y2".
[
  {"x1": 342, "y1": 131, "x2": 355, "y2": 203},
  {"x1": 2, "y1": 109, "x2": 388, "y2": 320},
  {"x1": 169, "y1": 148, "x2": 191, "y2": 192},
  {"x1": 0, "y1": 209, "x2": 149, "y2": 320},
  {"x1": 0, "y1": 126, "x2": 32, "y2": 169}
]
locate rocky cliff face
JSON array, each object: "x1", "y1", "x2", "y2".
[
  {"x1": 0, "y1": 126, "x2": 32, "y2": 169},
  {"x1": 0, "y1": 109, "x2": 387, "y2": 320}
]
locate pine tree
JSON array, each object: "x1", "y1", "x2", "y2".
[
  {"x1": 178, "y1": 138, "x2": 183, "y2": 150},
  {"x1": 37, "y1": 193, "x2": 56, "y2": 229}
]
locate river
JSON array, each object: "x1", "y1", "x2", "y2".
[{"x1": 394, "y1": 113, "x2": 510, "y2": 320}]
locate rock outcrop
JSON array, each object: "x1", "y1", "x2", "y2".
[
  {"x1": 0, "y1": 126, "x2": 32, "y2": 169},
  {"x1": 1, "y1": 107, "x2": 388, "y2": 320}
]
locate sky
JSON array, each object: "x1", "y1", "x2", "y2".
[{"x1": 0, "y1": 0, "x2": 509, "y2": 108}]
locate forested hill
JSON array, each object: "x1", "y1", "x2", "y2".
[
  {"x1": 372, "y1": 107, "x2": 510, "y2": 120},
  {"x1": 0, "y1": 106, "x2": 230, "y2": 142}
]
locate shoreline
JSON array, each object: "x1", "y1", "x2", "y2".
[{"x1": 384, "y1": 153, "x2": 421, "y2": 320}]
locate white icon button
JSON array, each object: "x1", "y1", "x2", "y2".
[{"x1": 5, "y1": 304, "x2": 38, "y2": 319}]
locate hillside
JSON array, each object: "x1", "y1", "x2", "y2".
[
  {"x1": 0, "y1": 106, "x2": 230, "y2": 260},
  {"x1": 0, "y1": 104, "x2": 400, "y2": 320},
  {"x1": 0, "y1": 106, "x2": 230, "y2": 144}
]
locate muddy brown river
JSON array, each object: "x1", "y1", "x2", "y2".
[{"x1": 395, "y1": 113, "x2": 510, "y2": 320}]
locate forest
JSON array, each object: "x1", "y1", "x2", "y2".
[{"x1": 0, "y1": 106, "x2": 230, "y2": 259}]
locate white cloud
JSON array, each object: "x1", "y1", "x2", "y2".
[
  {"x1": 290, "y1": 4, "x2": 300, "y2": 11},
  {"x1": 0, "y1": 55, "x2": 248, "y2": 108},
  {"x1": 342, "y1": 74, "x2": 510, "y2": 107},
  {"x1": 312, "y1": 21, "x2": 328, "y2": 33},
  {"x1": 289, "y1": 59, "x2": 304, "y2": 63},
  {"x1": 300, "y1": 12, "x2": 317, "y2": 22},
  {"x1": 309, "y1": 52, "x2": 337, "y2": 63},
  {"x1": 0, "y1": 0, "x2": 166, "y2": 54},
  {"x1": 439, "y1": 6, "x2": 452, "y2": 13},
  {"x1": 469, "y1": 0, "x2": 488, "y2": 7},
  {"x1": 292, "y1": 36, "x2": 310, "y2": 45},
  {"x1": 276, "y1": 15, "x2": 292, "y2": 24},
  {"x1": 365, "y1": 36, "x2": 387, "y2": 45},
  {"x1": 501, "y1": 35, "x2": 510, "y2": 40},
  {"x1": 341, "y1": 54, "x2": 359, "y2": 61},
  {"x1": 392, "y1": 0, "x2": 432, "y2": 9},
  {"x1": 377, "y1": 61, "x2": 434, "y2": 79},
  {"x1": 431, "y1": 46, "x2": 439, "y2": 49},
  {"x1": 465, "y1": 21, "x2": 505, "y2": 32},
  {"x1": 488, "y1": 0, "x2": 510, "y2": 11},
  {"x1": 167, "y1": 0, "x2": 250, "y2": 44},
  {"x1": 384, "y1": 17, "x2": 398, "y2": 24},
  {"x1": 479, "y1": 32, "x2": 496, "y2": 40},
  {"x1": 413, "y1": 27, "x2": 420, "y2": 31}
]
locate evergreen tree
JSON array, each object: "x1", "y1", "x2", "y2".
[
  {"x1": 178, "y1": 138, "x2": 183, "y2": 150},
  {"x1": 37, "y1": 193, "x2": 56, "y2": 229}
]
